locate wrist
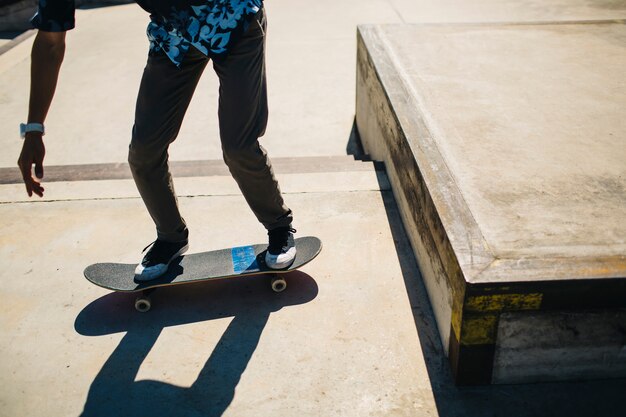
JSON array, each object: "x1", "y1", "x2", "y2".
[{"x1": 24, "y1": 131, "x2": 44, "y2": 141}]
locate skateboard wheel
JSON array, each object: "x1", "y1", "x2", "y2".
[
  {"x1": 271, "y1": 277, "x2": 287, "y2": 293},
  {"x1": 135, "y1": 296, "x2": 151, "y2": 313}
]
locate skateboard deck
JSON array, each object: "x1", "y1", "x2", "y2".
[{"x1": 84, "y1": 236, "x2": 322, "y2": 312}]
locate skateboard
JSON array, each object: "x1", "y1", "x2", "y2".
[{"x1": 84, "y1": 236, "x2": 322, "y2": 312}]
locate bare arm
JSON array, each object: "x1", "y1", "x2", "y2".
[{"x1": 17, "y1": 30, "x2": 66, "y2": 197}]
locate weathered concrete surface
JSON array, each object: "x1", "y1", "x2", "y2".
[
  {"x1": 356, "y1": 22, "x2": 626, "y2": 384},
  {"x1": 0, "y1": 172, "x2": 438, "y2": 417},
  {"x1": 359, "y1": 22, "x2": 626, "y2": 269},
  {"x1": 3, "y1": 171, "x2": 626, "y2": 417}
]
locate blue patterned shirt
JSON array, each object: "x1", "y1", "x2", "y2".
[{"x1": 32, "y1": 0, "x2": 264, "y2": 66}]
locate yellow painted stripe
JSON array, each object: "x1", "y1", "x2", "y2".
[
  {"x1": 465, "y1": 293, "x2": 543, "y2": 312},
  {"x1": 451, "y1": 304, "x2": 463, "y2": 342},
  {"x1": 460, "y1": 314, "x2": 498, "y2": 345},
  {"x1": 452, "y1": 293, "x2": 543, "y2": 344}
]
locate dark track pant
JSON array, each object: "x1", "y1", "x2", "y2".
[{"x1": 128, "y1": 8, "x2": 292, "y2": 243}]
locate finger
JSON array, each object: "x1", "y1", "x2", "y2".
[
  {"x1": 31, "y1": 179, "x2": 44, "y2": 198},
  {"x1": 33, "y1": 186, "x2": 44, "y2": 198},
  {"x1": 18, "y1": 158, "x2": 32, "y2": 180},
  {"x1": 18, "y1": 161, "x2": 34, "y2": 196},
  {"x1": 35, "y1": 162, "x2": 44, "y2": 179},
  {"x1": 23, "y1": 175, "x2": 36, "y2": 197}
]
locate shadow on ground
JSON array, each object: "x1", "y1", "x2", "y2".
[
  {"x1": 75, "y1": 271, "x2": 318, "y2": 417},
  {"x1": 0, "y1": 30, "x2": 22, "y2": 39},
  {"x1": 377, "y1": 185, "x2": 626, "y2": 417}
]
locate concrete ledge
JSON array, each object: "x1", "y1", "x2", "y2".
[
  {"x1": 0, "y1": 0, "x2": 35, "y2": 32},
  {"x1": 0, "y1": 170, "x2": 390, "y2": 203},
  {"x1": 0, "y1": 0, "x2": 133, "y2": 31},
  {"x1": 356, "y1": 23, "x2": 626, "y2": 384},
  {"x1": 0, "y1": 156, "x2": 379, "y2": 184},
  {"x1": 0, "y1": 156, "x2": 390, "y2": 202}
]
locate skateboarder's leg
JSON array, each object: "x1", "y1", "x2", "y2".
[
  {"x1": 212, "y1": 8, "x2": 295, "y2": 269},
  {"x1": 129, "y1": 49, "x2": 208, "y2": 280},
  {"x1": 212, "y1": 8, "x2": 292, "y2": 231},
  {"x1": 129, "y1": 48, "x2": 209, "y2": 243}
]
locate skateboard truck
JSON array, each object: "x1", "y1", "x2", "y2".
[{"x1": 133, "y1": 276, "x2": 287, "y2": 313}]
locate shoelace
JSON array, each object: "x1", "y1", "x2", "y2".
[
  {"x1": 141, "y1": 240, "x2": 178, "y2": 264},
  {"x1": 268, "y1": 227, "x2": 296, "y2": 251},
  {"x1": 142, "y1": 240, "x2": 156, "y2": 253}
]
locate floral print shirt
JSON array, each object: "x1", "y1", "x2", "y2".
[{"x1": 31, "y1": 0, "x2": 264, "y2": 66}]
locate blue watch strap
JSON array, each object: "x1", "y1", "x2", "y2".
[{"x1": 20, "y1": 123, "x2": 45, "y2": 138}]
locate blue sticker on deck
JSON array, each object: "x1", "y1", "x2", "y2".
[{"x1": 231, "y1": 246, "x2": 258, "y2": 273}]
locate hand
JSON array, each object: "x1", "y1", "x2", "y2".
[{"x1": 17, "y1": 132, "x2": 46, "y2": 197}]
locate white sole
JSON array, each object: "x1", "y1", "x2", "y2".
[
  {"x1": 265, "y1": 247, "x2": 296, "y2": 270},
  {"x1": 134, "y1": 244, "x2": 189, "y2": 281}
]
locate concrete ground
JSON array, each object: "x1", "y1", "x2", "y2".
[{"x1": 1, "y1": 1, "x2": 626, "y2": 416}]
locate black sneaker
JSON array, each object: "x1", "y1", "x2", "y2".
[
  {"x1": 134, "y1": 239, "x2": 189, "y2": 281},
  {"x1": 265, "y1": 227, "x2": 296, "y2": 269}
]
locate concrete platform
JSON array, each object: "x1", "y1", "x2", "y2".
[{"x1": 356, "y1": 21, "x2": 626, "y2": 384}]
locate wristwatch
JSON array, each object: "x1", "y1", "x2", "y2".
[{"x1": 20, "y1": 123, "x2": 45, "y2": 138}]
